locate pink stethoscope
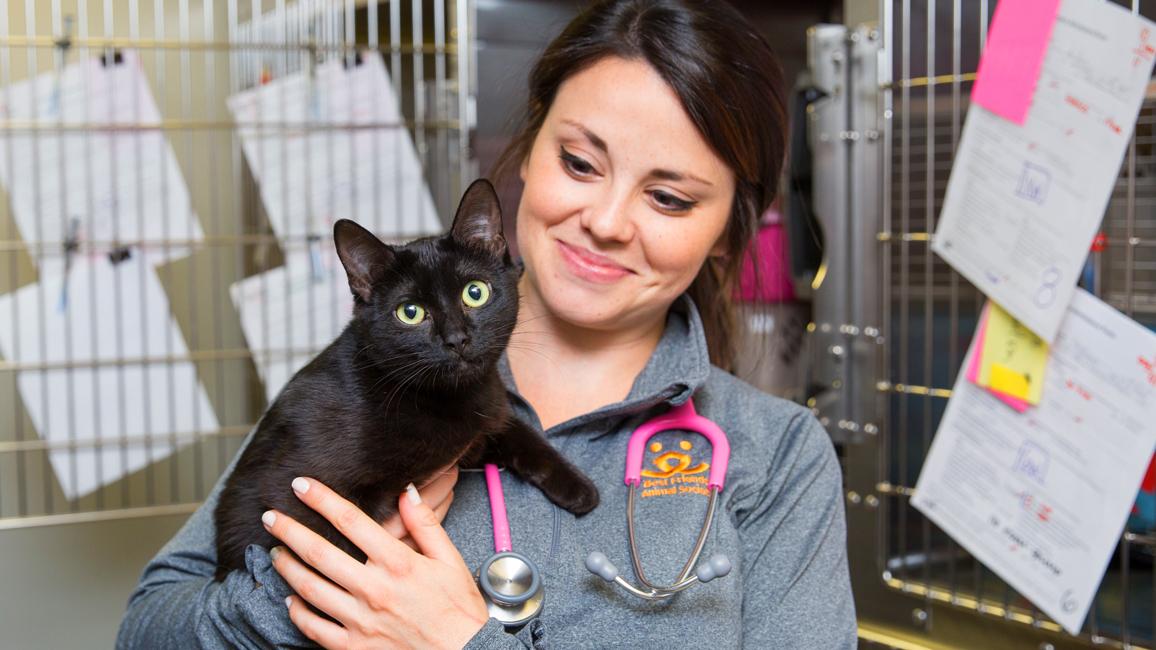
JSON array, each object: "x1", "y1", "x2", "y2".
[{"x1": 477, "y1": 399, "x2": 732, "y2": 627}]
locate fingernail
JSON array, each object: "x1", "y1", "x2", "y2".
[
  {"x1": 406, "y1": 482, "x2": 421, "y2": 505},
  {"x1": 292, "y1": 477, "x2": 310, "y2": 494},
  {"x1": 270, "y1": 546, "x2": 282, "y2": 561},
  {"x1": 262, "y1": 510, "x2": 276, "y2": 528},
  {"x1": 285, "y1": 596, "x2": 292, "y2": 608}
]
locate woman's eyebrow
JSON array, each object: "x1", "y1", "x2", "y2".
[
  {"x1": 649, "y1": 168, "x2": 714, "y2": 188},
  {"x1": 561, "y1": 118, "x2": 608, "y2": 153},
  {"x1": 560, "y1": 118, "x2": 715, "y2": 188}
]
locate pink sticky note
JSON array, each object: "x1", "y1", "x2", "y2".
[
  {"x1": 970, "y1": 0, "x2": 1062, "y2": 125},
  {"x1": 967, "y1": 305, "x2": 1031, "y2": 413}
]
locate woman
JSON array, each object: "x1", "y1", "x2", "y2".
[{"x1": 117, "y1": 0, "x2": 857, "y2": 647}]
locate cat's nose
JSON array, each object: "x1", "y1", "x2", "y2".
[{"x1": 443, "y1": 332, "x2": 471, "y2": 353}]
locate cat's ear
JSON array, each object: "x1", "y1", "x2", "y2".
[
  {"x1": 450, "y1": 178, "x2": 506, "y2": 257},
  {"x1": 334, "y1": 219, "x2": 393, "y2": 303}
]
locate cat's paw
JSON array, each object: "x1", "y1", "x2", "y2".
[{"x1": 546, "y1": 472, "x2": 600, "y2": 516}]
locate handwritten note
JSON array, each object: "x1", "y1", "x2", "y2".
[
  {"x1": 971, "y1": 0, "x2": 1062, "y2": 124},
  {"x1": 0, "y1": 255, "x2": 218, "y2": 499},
  {"x1": 967, "y1": 306, "x2": 1032, "y2": 413},
  {"x1": 0, "y1": 51, "x2": 203, "y2": 279},
  {"x1": 913, "y1": 289, "x2": 1156, "y2": 635},
  {"x1": 978, "y1": 302, "x2": 1049, "y2": 404},
  {"x1": 226, "y1": 51, "x2": 441, "y2": 242},
  {"x1": 932, "y1": 0, "x2": 1156, "y2": 342}
]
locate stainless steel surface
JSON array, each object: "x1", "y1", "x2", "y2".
[
  {"x1": 485, "y1": 555, "x2": 534, "y2": 601},
  {"x1": 824, "y1": 0, "x2": 1156, "y2": 647}
]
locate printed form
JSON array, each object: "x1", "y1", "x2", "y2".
[
  {"x1": 0, "y1": 51, "x2": 203, "y2": 278},
  {"x1": 912, "y1": 290, "x2": 1156, "y2": 635},
  {"x1": 226, "y1": 51, "x2": 441, "y2": 242},
  {"x1": 932, "y1": 0, "x2": 1156, "y2": 342}
]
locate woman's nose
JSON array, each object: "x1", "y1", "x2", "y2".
[{"x1": 580, "y1": 192, "x2": 636, "y2": 243}]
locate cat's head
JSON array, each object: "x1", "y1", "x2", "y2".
[{"x1": 333, "y1": 179, "x2": 519, "y2": 388}]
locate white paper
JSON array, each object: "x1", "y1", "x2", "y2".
[
  {"x1": 226, "y1": 52, "x2": 441, "y2": 242},
  {"x1": 0, "y1": 255, "x2": 219, "y2": 499},
  {"x1": 912, "y1": 289, "x2": 1156, "y2": 635},
  {"x1": 932, "y1": 0, "x2": 1156, "y2": 342},
  {"x1": 230, "y1": 247, "x2": 353, "y2": 402},
  {"x1": 0, "y1": 51, "x2": 203, "y2": 277}
]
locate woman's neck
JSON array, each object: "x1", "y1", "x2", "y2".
[{"x1": 506, "y1": 278, "x2": 665, "y2": 431}]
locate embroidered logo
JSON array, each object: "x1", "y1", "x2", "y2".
[{"x1": 640, "y1": 439, "x2": 710, "y2": 499}]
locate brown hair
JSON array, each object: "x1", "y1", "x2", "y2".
[{"x1": 493, "y1": 0, "x2": 788, "y2": 371}]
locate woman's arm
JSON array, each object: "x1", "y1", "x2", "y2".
[
  {"x1": 115, "y1": 429, "x2": 314, "y2": 649},
  {"x1": 116, "y1": 430, "x2": 544, "y2": 649},
  {"x1": 735, "y1": 412, "x2": 858, "y2": 648}
]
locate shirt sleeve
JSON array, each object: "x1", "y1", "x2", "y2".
[
  {"x1": 463, "y1": 618, "x2": 547, "y2": 649},
  {"x1": 733, "y1": 412, "x2": 858, "y2": 648},
  {"x1": 116, "y1": 429, "x2": 316, "y2": 650},
  {"x1": 116, "y1": 430, "x2": 549, "y2": 650}
]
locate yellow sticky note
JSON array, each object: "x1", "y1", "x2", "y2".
[
  {"x1": 990, "y1": 363, "x2": 1031, "y2": 400},
  {"x1": 978, "y1": 302, "x2": 1049, "y2": 404}
]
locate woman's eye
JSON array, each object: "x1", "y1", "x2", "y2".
[
  {"x1": 395, "y1": 302, "x2": 426, "y2": 325},
  {"x1": 650, "y1": 190, "x2": 696, "y2": 213},
  {"x1": 462, "y1": 280, "x2": 491, "y2": 308},
  {"x1": 559, "y1": 147, "x2": 597, "y2": 177}
]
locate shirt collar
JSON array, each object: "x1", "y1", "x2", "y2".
[{"x1": 497, "y1": 293, "x2": 712, "y2": 435}]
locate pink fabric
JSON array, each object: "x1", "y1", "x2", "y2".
[
  {"x1": 970, "y1": 0, "x2": 1062, "y2": 125},
  {"x1": 736, "y1": 219, "x2": 795, "y2": 304}
]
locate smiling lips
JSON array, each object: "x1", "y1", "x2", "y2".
[{"x1": 557, "y1": 240, "x2": 632, "y2": 283}]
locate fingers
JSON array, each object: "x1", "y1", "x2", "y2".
[
  {"x1": 419, "y1": 465, "x2": 459, "y2": 510},
  {"x1": 288, "y1": 477, "x2": 410, "y2": 565},
  {"x1": 270, "y1": 546, "x2": 358, "y2": 625},
  {"x1": 383, "y1": 466, "x2": 458, "y2": 541},
  {"x1": 397, "y1": 484, "x2": 468, "y2": 568},
  {"x1": 285, "y1": 594, "x2": 349, "y2": 649},
  {"x1": 262, "y1": 508, "x2": 368, "y2": 594}
]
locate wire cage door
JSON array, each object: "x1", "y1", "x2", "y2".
[
  {"x1": 807, "y1": 1, "x2": 1156, "y2": 648},
  {"x1": 0, "y1": 0, "x2": 476, "y2": 530}
]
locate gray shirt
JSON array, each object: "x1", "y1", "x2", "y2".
[{"x1": 116, "y1": 295, "x2": 857, "y2": 648}]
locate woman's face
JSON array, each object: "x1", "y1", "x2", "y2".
[{"x1": 515, "y1": 56, "x2": 736, "y2": 335}]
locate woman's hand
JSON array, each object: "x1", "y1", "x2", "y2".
[
  {"x1": 262, "y1": 473, "x2": 489, "y2": 649},
  {"x1": 386, "y1": 466, "x2": 458, "y2": 551}
]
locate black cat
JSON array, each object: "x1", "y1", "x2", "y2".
[{"x1": 213, "y1": 179, "x2": 599, "y2": 581}]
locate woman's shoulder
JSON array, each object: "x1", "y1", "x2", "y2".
[
  {"x1": 693, "y1": 365, "x2": 840, "y2": 512},
  {"x1": 695, "y1": 364, "x2": 819, "y2": 449}
]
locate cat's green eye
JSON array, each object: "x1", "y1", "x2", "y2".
[
  {"x1": 395, "y1": 302, "x2": 426, "y2": 325},
  {"x1": 462, "y1": 280, "x2": 491, "y2": 308}
]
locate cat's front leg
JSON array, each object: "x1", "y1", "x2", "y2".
[{"x1": 481, "y1": 419, "x2": 600, "y2": 515}]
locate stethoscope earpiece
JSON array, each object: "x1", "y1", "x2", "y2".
[{"x1": 694, "y1": 554, "x2": 732, "y2": 583}]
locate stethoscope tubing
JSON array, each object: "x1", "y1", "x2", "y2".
[{"x1": 627, "y1": 482, "x2": 722, "y2": 596}]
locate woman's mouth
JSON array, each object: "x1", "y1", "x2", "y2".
[{"x1": 556, "y1": 240, "x2": 632, "y2": 283}]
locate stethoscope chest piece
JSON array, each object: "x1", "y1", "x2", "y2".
[
  {"x1": 476, "y1": 550, "x2": 544, "y2": 627},
  {"x1": 476, "y1": 465, "x2": 544, "y2": 627}
]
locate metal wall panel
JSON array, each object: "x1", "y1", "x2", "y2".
[{"x1": 816, "y1": 1, "x2": 1156, "y2": 647}]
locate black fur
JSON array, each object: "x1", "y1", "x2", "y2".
[{"x1": 213, "y1": 180, "x2": 599, "y2": 581}]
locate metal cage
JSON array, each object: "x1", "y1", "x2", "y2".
[
  {"x1": 0, "y1": 0, "x2": 476, "y2": 530},
  {"x1": 809, "y1": 1, "x2": 1156, "y2": 648}
]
